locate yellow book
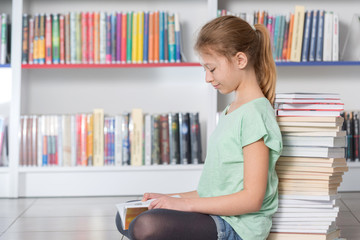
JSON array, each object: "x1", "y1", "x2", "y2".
[
  {"x1": 39, "y1": 14, "x2": 46, "y2": 64},
  {"x1": 138, "y1": 11, "x2": 144, "y2": 63},
  {"x1": 130, "y1": 108, "x2": 143, "y2": 166},
  {"x1": 290, "y1": 5, "x2": 305, "y2": 62},
  {"x1": 132, "y1": 12, "x2": 138, "y2": 64},
  {"x1": 93, "y1": 109, "x2": 104, "y2": 166}
]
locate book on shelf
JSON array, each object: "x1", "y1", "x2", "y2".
[
  {"x1": 341, "y1": 111, "x2": 360, "y2": 162},
  {"x1": 1, "y1": 13, "x2": 10, "y2": 65},
  {"x1": 18, "y1": 109, "x2": 202, "y2": 167},
  {"x1": 22, "y1": 11, "x2": 183, "y2": 65}
]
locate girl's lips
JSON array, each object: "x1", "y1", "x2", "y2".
[{"x1": 213, "y1": 83, "x2": 220, "y2": 89}]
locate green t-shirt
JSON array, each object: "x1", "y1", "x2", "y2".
[{"x1": 197, "y1": 97, "x2": 283, "y2": 240}]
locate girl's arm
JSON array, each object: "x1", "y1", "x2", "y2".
[
  {"x1": 149, "y1": 139, "x2": 269, "y2": 216},
  {"x1": 143, "y1": 190, "x2": 200, "y2": 201}
]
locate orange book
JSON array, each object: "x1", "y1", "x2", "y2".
[
  {"x1": 121, "y1": 13, "x2": 127, "y2": 63},
  {"x1": 286, "y1": 13, "x2": 295, "y2": 61},
  {"x1": 154, "y1": 11, "x2": 159, "y2": 63},
  {"x1": 87, "y1": 114, "x2": 93, "y2": 166},
  {"x1": 94, "y1": 12, "x2": 100, "y2": 64},
  {"x1": 148, "y1": 12, "x2": 154, "y2": 63}
]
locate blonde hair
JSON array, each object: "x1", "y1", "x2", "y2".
[{"x1": 195, "y1": 16, "x2": 277, "y2": 105}]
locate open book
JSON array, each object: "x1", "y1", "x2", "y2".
[{"x1": 116, "y1": 195, "x2": 180, "y2": 230}]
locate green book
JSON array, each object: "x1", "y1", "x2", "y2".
[
  {"x1": 52, "y1": 14, "x2": 60, "y2": 64},
  {"x1": 126, "y1": 11, "x2": 133, "y2": 63}
]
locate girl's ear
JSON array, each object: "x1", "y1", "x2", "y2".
[{"x1": 234, "y1": 52, "x2": 248, "y2": 70}]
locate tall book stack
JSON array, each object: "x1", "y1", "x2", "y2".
[{"x1": 268, "y1": 93, "x2": 348, "y2": 240}]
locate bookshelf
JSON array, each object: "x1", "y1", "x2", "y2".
[{"x1": 3, "y1": 0, "x2": 360, "y2": 198}]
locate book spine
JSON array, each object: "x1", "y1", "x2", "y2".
[
  {"x1": 315, "y1": 10, "x2": 325, "y2": 61},
  {"x1": 62, "y1": 115, "x2": 71, "y2": 166},
  {"x1": 160, "y1": 114, "x2": 170, "y2": 164},
  {"x1": 154, "y1": 11, "x2": 159, "y2": 63},
  {"x1": 281, "y1": 14, "x2": 289, "y2": 61},
  {"x1": 88, "y1": 12, "x2": 94, "y2": 64},
  {"x1": 39, "y1": 14, "x2": 46, "y2": 64},
  {"x1": 332, "y1": 13, "x2": 339, "y2": 61},
  {"x1": 132, "y1": 12, "x2": 138, "y2": 64},
  {"x1": 130, "y1": 109, "x2": 143, "y2": 166},
  {"x1": 121, "y1": 12, "x2": 127, "y2": 63},
  {"x1": 116, "y1": 12, "x2": 121, "y2": 63},
  {"x1": 111, "y1": 13, "x2": 117, "y2": 64},
  {"x1": 93, "y1": 12, "x2": 100, "y2": 64},
  {"x1": 190, "y1": 113, "x2": 202, "y2": 164},
  {"x1": 93, "y1": 109, "x2": 104, "y2": 166},
  {"x1": 99, "y1": 12, "x2": 106, "y2": 64},
  {"x1": 115, "y1": 115, "x2": 123, "y2": 166},
  {"x1": 121, "y1": 112, "x2": 130, "y2": 165},
  {"x1": 159, "y1": 11, "x2": 164, "y2": 63},
  {"x1": 70, "y1": 115, "x2": 76, "y2": 166},
  {"x1": 169, "y1": 113, "x2": 180, "y2": 165},
  {"x1": 75, "y1": 13, "x2": 81, "y2": 63},
  {"x1": 65, "y1": 13, "x2": 70, "y2": 64},
  {"x1": 286, "y1": 14, "x2": 294, "y2": 61},
  {"x1": 354, "y1": 112, "x2": 359, "y2": 161},
  {"x1": 163, "y1": 11, "x2": 168, "y2": 63},
  {"x1": 174, "y1": 13, "x2": 181, "y2": 63},
  {"x1": 309, "y1": 10, "x2": 318, "y2": 62},
  {"x1": 322, "y1": 11, "x2": 333, "y2": 61},
  {"x1": 143, "y1": 12, "x2": 149, "y2": 63},
  {"x1": 57, "y1": 116, "x2": 62, "y2": 166},
  {"x1": 106, "y1": 14, "x2": 111, "y2": 64},
  {"x1": 52, "y1": 14, "x2": 60, "y2": 64},
  {"x1": 59, "y1": 15, "x2": 65, "y2": 64},
  {"x1": 103, "y1": 117, "x2": 108, "y2": 165},
  {"x1": 110, "y1": 117, "x2": 115, "y2": 165},
  {"x1": 148, "y1": 12, "x2": 154, "y2": 63},
  {"x1": 42, "y1": 116, "x2": 48, "y2": 166},
  {"x1": 144, "y1": 114, "x2": 152, "y2": 165},
  {"x1": 28, "y1": 17, "x2": 34, "y2": 64},
  {"x1": 277, "y1": 15, "x2": 285, "y2": 61},
  {"x1": 290, "y1": 5, "x2": 305, "y2": 62},
  {"x1": 81, "y1": 12, "x2": 88, "y2": 64},
  {"x1": 126, "y1": 11, "x2": 133, "y2": 63},
  {"x1": 37, "y1": 116, "x2": 43, "y2": 166},
  {"x1": 81, "y1": 114, "x2": 88, "y2": 166},
  {"x1": 33, "y1": 14, "x2": 39, "y2": 64},
  {"x1": 301, "y1": 11, "x2": 312, "y2": 62},
  {"x1": 346, "y1": 112, "x2": 354, "y2": 161},
  {"x1": 22, "y1": 14, "x2": 29, "y2": 64},
  {"x1": 179, "y1": 113, "x2": 190, "y2": 164},
  {"x1": 45, "y1": 14, "x2": 52, "y2": 64},
  {"x1": 75, "y1": 114, "x2": 81, "y2": 165},
  {"x1": 151, "y1": 114, "x2": 160, "y2": 164},
  {"x1": 138, "y1": 11, "x2": 144, "y2": 63},
  {"x1": 168, "y1": 14, "x2": 175, "y2": 63},
  {"x1": 70, "y1": 12, "x2": 76, "y2": 64}
]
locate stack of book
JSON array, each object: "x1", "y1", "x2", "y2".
[
  {"x1": 219, "y1": 6, "x2": 340, "y2": 62},
  {"x1": 19, "y1": 109, "x2": 202, "y2": 167},
  {"x1": 0, "y1": 13, "x2": 9, "y2": 64},
  {"x1": 341, "y1": 111, "x2": 360, "y2": 162},
  {"x1": 0, "y1": 116, "x2": 8, "y2": 166},
  {"x1": 269, "y1": 93, "x2": 348, "y2": 240},
  {"x1": 22, "y1": 11, "x2": 182, "y2": 65}
]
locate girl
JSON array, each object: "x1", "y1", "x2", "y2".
[{"x1": 116, "y1": 15, "x2": 282, "y2": 240}]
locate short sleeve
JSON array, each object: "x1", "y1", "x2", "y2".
[{"x1": 240, "y1": 108, "x2": 282, "y2": 154}]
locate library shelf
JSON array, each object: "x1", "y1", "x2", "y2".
[
  {"x1": 21, "y1": 62, "x2": 202, "y2": 69},
  {"x1": 275, "y1": 61, "x2": 360, "y2": 66}
]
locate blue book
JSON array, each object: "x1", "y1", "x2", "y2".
[
  {"x1": 273, "y1": 15, "x2": 280, "y2": 60},
  {"x1": 277, "y1": 15, "x2": 285, "y2": 61},
  {"x1": 175, "y1": 13, "x2": 181, "y2": 62},
  {"x1": 164, "y1": 12, "x2": 169, "y2": 63},
  {"x1": 143, "y1": 12, "x2": 149, "y2": 63},
  {"x1": 106, "y1": 14, "x2": 111, "y2": 63},
  {"x1": 301, "y1": 11, "x2": 313, "y2": 62},
  {"x1": 111, "y1": 13, "x2": 116, "y2": 63},
  {"x1": 315, "y1": 10, "x2": 325, "y2": 61},
  {"x1": 309, "y1": 10, "x2": 318, "y2": 62},
  {"x1": 159, "y1": 11, "x2": 164, "y2": 63}
]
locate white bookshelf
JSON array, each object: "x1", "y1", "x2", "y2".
[{"x1": 3, "y1": 0, "x2": 360, "y2": 197}]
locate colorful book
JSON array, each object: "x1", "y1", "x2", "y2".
[
  {"x1": 52, "y1": 14, "x2": 60, "y2": 64},
  {"x1": 130, "y1": 109, "x2": 143, "y2": 166},
  {"x1": 45, "y1": 14, "x2": 52, "y2": 64},
  {"x1": 168, "y1": 14, "x2": 176, "y2": 63},
  {"x1": 121, "y1": 12, "x2": 127, "y2": 63},
  {"x1": 22, "y1": 14, "x2": 29, "y2": 64},
  {"x1": 290, "y1": 5, "x2": 305, "y2": 62},
  {"x1": 81, "y1": 12, "x2": 88, "y2": 64}
]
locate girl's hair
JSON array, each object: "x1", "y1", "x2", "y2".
[{"x1": 195, "y1": 15, "x2": 276, "y2": 105}]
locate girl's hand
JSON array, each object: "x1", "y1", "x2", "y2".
[
  {"x1": 142, "y1": 192, "x2": 167, "y2": 201},
  {"x1": 148, "y1": 195, "x2": 191, "y2": 212}
]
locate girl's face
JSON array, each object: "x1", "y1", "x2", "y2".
[{"x1": 200, "y1": 52, "x2": 242, "y2": 95}]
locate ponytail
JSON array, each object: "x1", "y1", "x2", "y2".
[{"x1": 254, "y1": 24, "x2": 277, "y2": 106}]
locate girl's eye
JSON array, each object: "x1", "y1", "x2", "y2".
[{"x1": 210, "y1": 68, "x2": 215, "y2": 73}]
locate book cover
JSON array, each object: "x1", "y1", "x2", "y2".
[
  {"x1": 59, "y1": 14, "x2": 65, "y2": 64},
  {"x1": 309, "y1": 10, "x2": 318, "y2": 62},
  {"x1": 116, "y1": 12, "x2": 121, "y2": 63},
  {"x1": 332, "y1": 13, "x2": 339, "y2": 61},
  {"x1": 28, "y1": 17, "x2": 34, "y2": 64},
  {"x1": 164, "y1": 11, "x2": 168, "y2": 63},
  {"x1": 277, "y1": 110, "x2": 341, "y2": 117},
  {"x1": 94, "y1": 12, "x2": 100, "y2": 64},
  {"x1": 39, "y1": 14, "x2": 45, "y2": 64},
  {"x1": 290, "y1": 5, "x2": 305, "y2": 62},
  {"x1": 106, "y1": 14, "x2": 111, "y2": 64},
  {"x1": 322, "y1": 11, "x2": 333, "y2": 61},
  {"x1": 174, "y1": 13, "x2": 181, "y2": 62},
  {"x1": 190, "y1": 112, "x2": 202, "y2": 164},
  {"x1": 111, "y1": 13, "x2": 116, "y2": 64},
  {"x1": 121, "y1": 12, "x2": 127, "y2": 63},
  {"x1": 126, "y1": 11, "x2": 133, "y2": 63},
  {"x1": 301, "y1": 11, "x2": 313, "y2": 62},
  {"x1": 65, "y1": 13, "x2": 70, "y2": 64},
  {"x1": 154, "y1": 11, "x2": 159, "y2": 63},
  {"x1": 143, "y1": 12, "x2": 149, "y2": 63},
  {"x1": 168, "y1": 113, "x2": 179, "y2": 165},
  {"x1": 168, "y1": 14, "x2": 175, "y2": 63},
  {"x1": 121, "y1": 112, "x2": 130, "y2": 165},
  {"x1": 132, "y1": 12, "x2": 138, "y2": 64},
  {"x1": 45, "y1": 14, "x2": 52, "y2": 64},
  {"x1": 22, "y1": 14, "x2": 29, "y2": 64},
  {"x1": 137, "y1": 11, "x2": 144, "y2": 63},
  {"x1": 159, "y1": 11, "x2": 164, "y2": 63},
  {"x1": 99, "y1": 12, "x2": 106, "y2": 64},
  {"x1": 52, "y1": 14, "x2": 60, "y2": 64},
  {"x1": 62, "y1": 115, "x2": 72, "y2": 166},
  {"x1": 160, "y1": 114, "x2": 170, "y2": 164},
  {"x1": 148, "y1": 12, "x2": 154, "y2": 63},
  {"x1": 144, "y1": 114, "x2": 152, "y2": 165},
  {"x1": 87, "y1": 114, "x2": 93, "y2": 166},
  {"x1": 179, "y1": 113, "x2": 191, "y2": 164},
  {"x1": 151, "y1": 114, "x2": 161, "y2": 165},
  {"x1": 93, "y1": 109, "x2": 104, "y2": 166},
  {"x1": 88, "y1": 12, "x2": 94, "y2": 64},
  {"x1": 81, "y1": 12, "x2": 88, "y2": 64},
  {"x1": 315, "y1": 10, "x2": 325, "y2": 61}
]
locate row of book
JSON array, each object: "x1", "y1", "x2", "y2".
[
  {"x1": 19, "y1": 109, "x2": 202, "y2": 167},
  {"x1": 0, "y1": 117, "x2": 8, "y2": 167},
  {"x1": 21, "y1": 11, "x2": 182, "y2": 65},
  {"x1": 0, "y1": 14, "x2": 10, "y2": 64},
  {"x1": 219, "y1": 6, "x2": 339, "y2": 62},
  {"x1": 341, "y1": 111, "x2": 360, "y2": 162},
  {"x1": 269, "y1": 93, "x2": 347, "y2": 240}
]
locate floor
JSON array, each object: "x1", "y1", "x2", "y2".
[{"x1": 0, "y1": 193, "x2": 359, "y2": 240}]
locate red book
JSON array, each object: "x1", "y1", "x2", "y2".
[
  {"x1": 81, "y1": 12, "x2": 88, "y2": 64},
  {"x1": 59, "y1": 14, "x2": 65, "y2": 64},
  {"x1": 154, "y1": 11, "x2": 159, "y2": 63},
  {"x1": 148, "y1": 12, "x2": 154, "y2": 63},
  {"x1": 76, "y1": 114, "x2": 82, "y2": 165}
]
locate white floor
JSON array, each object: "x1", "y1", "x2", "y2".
[{"x1": 0, "y1": 193, "x2": 360, "y2": 240}]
